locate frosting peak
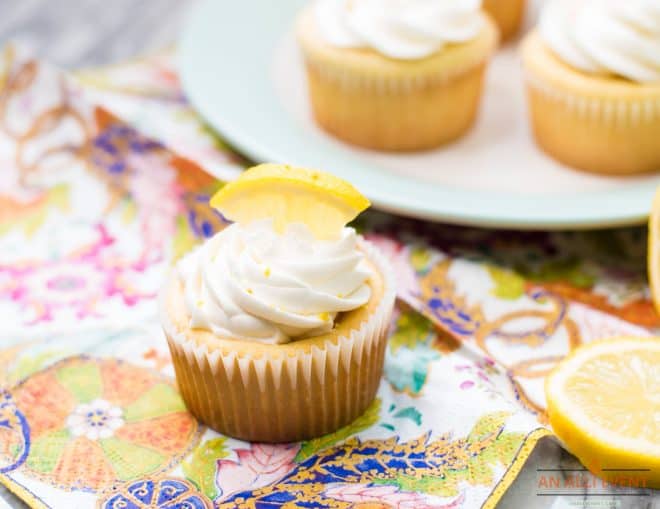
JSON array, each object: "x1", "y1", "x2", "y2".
[
  {"x1": 540, "y1": 0, "x2": 660, "y2": 83},
  {"x1": 315, "y1": 0, "x2": 485, "y2": 60},
  {"x1": 178, "y1": 220, "x2": 372, "y2": 344}
]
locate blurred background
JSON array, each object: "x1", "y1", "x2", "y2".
[
  {"x1": 0, "y1": 0, "x2": 187, "y2": 68},
  {"x1": 0, "y1": 0, "x2": 545, "y2": 69}
]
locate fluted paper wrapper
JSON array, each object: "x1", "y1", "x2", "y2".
[
  {"x1": 522, "y1": 32, "x2": 660, "y2": 175},
  {"x1": 303, "y1": 63, "x2": 488, "y2": 151},
  {"x1": 160, "y1": 240, "x2": 396, "y2": 443}
]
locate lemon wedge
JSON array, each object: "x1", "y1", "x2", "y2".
[
  {"x1": 648, "y1": 186, "x2": 660, "y2": 314},
  {"x1": 546, "y1": 338, "x2": 660, "y2": 488},
  {"x1": 210, "y1": 164, "x2": 370, "y2": 239}
]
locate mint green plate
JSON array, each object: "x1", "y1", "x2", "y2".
[{"x1": 179, "y1": 0, "x2": 660, "y2": 230}]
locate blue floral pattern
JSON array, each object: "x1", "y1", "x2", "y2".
[
  {"x1": 100, "y1": 478, "x2": 212, "y2": 509},
  {"x1": 0, "y1": 390, "x2": 30, "y2": 474}
]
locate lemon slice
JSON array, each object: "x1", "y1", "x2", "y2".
[
  {"x1": 210, "y1": 164, "x2": 370, "y2": 239},
  {"x1": 648, "y1": 186, "x2": 660, "y2": 314},
  {"x1": 546, "y1": 338, "x2": 660, "y2": 488}
]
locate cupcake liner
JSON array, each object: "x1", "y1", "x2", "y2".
[
  {"x1": 522, "y1": 32, "x2": 660, "y2": 174},
  {"x1": 160, "y1": 239, "x2": 396, "y2": 443},
  {"x1": 305, "y1": 50, "x2": 490, "y2": 93},
  {"x1": 304, "y1": 64, "x2": 488, "y2": 151},
  {"x1": 525, "y1": 72, "x2": 660, "y2": 127}
]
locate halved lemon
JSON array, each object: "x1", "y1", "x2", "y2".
[
  {"x1": 210, "y1": 164, "x2": 370, "y2": 239},
  {"x1": 648, "y1": 186, "x2": 660, "y2": 314},
  {"x1": 546, "y1": 338, "x2": 660, "y2": 488}
]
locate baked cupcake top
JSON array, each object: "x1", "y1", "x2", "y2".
[
  {"x1": 177, "y1": 164, "x2": 374, "y2": 344},
  {"x1": 539, "y1": 0, "x2": 660, "y2": 83},
  {"x1": 314, "y1": 0, "x2": 486, "y2": 60}
]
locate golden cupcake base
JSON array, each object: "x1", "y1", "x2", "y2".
[
  {"x1": 305, "y1": 63, "x2": 488, "y2": 151},
  {"x1": 160, "y1": 240, "x2": 395, "y2": 443},
  {"x1": 522, "y1": 31, "x2": 660, "y2": 175},
  {"x1": 483, "y1": 0, "x2": 526, "y2": 42},
  {"x1": 297, "y1": 9, "x2": 499, "y2": 152}
]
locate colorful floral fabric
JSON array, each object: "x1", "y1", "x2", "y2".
[
  {"x1": 100, "y1": 478, "x2": 213, "y2": 509},
  {"x1": 11, "y1": 356, "x2": 201, "y2": 492},
  {"x1": 0, "y1": 45, "x2": 656, "y2": 509}
]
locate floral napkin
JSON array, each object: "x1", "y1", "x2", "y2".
[{"x1": 0, "y1": 44, "x2": 654, "y2": 509}]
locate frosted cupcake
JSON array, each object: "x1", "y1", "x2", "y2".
[
  {"x1": 296, "y1": 0, "x2": 499, "y2": 151},
  {"x1": 482, "y1": 0, "x2": 526, "y2": 42},
  {"x1": 160, "y1": 164, "x2": 395, "y2": 442},
  {"x1": 521, "y1": 0, "x2": 660, "y2": 174}
]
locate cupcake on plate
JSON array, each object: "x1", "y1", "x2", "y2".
[
  {"x1": 521, "y1": 0, "x2": 660, "y2": 175},
  {"x1": 482, "y1": 0, "x2": 526, "y2": 42},
  {"x1": 296, "y1": 0, "x2": 499, "y2": 151},
  {"x1": 160, "y1": 164, "x2": 396, "y2": 443}
]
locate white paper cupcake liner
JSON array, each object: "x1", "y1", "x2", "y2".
[{"x1": 159, "y1": 238, "x2": 396, "y2": 442}]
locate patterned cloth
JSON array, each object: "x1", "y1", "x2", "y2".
[{"x1": 0, "y1": 44, "x2": 655, "y2": 509}]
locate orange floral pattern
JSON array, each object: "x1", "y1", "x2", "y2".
[{"x1": 11, "y1": 357, "x2": 202, "y2": 492}]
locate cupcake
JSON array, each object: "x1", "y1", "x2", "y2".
[
  {"x1": 482, "y1": 0, "x2": 526, "y2": 42},
  {"x1": 296, "y1": 0, "x2": 499, "y2": 151},
  {"x1": 521, "y1": 0, "x2": 660, "y2": 175},
  {"x1": 160, "y1": 164, "x2": 396, "y2": 442}
]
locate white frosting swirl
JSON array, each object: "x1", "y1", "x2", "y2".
[
  {"x1": 314, "y1": 0, "x2": 485, "y2": 60},
  {"x1": 539, "y1": 0, "x2": 660, "y2": 83},
  {"x1": 178, "y1": 220, "x2": 372, "y2": 344}
]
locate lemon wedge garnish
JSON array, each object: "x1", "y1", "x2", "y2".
[
  {"x1": 546, "y1": 338, "x2": 660, "y2": 488},
  {"x1": 210, "y1": 164, "x2": 370, "y2": 239}
]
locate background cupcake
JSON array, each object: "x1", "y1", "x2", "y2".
[
  {"x1": 521, "y1": 0, "x2": 660, "y2": 175},
  {"x1": 297, "y1": 0, "x2": 499, "y2": 152},
  {"x1": 161, "y1": 164, "x2": 396, "y2": 443},
  {"x1": 483, "y1": 0, "x2": 526, "y2": 42}
]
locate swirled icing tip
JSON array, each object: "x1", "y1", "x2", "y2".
[
  {"x1": 313, "y1": 0, "x2": 486, "y2": 60},
  {"x1": 539, "y1": 0, "x2": 660, "y2": 83},
  {"x1": 177, "y1": 219, "x2": 374, "y2": 343}
]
